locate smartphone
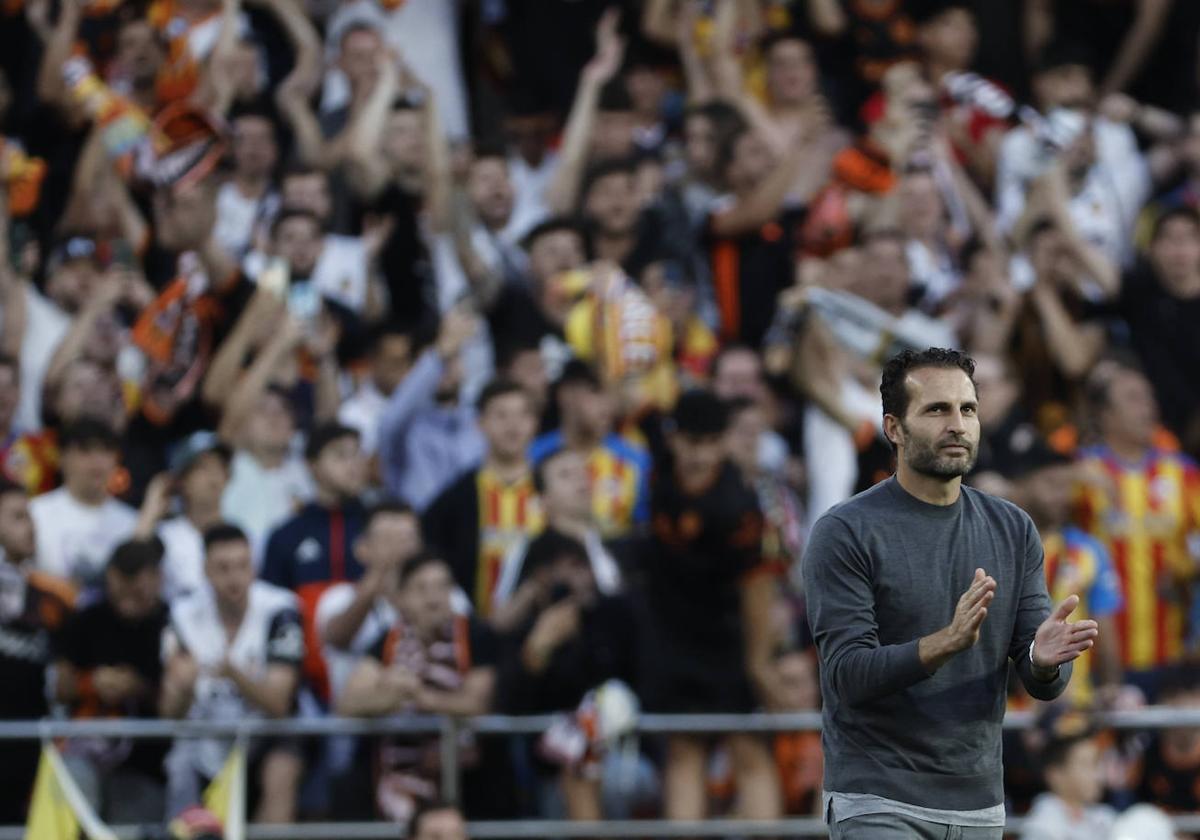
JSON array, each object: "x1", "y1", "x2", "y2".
[{"x1": 287, "y1": 279, "x2": 322, "y2": 323}]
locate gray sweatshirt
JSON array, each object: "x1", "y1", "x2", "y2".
[{"x1": 802, "y1": 477, "x2": 1071, "y2": 812}]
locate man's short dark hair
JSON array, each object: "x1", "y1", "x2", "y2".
[
  {"x1": 203, "y1": 523, "x2": 249, "y2": 553},
  {"x1": 407, "y1": 801, "x2": 463, "y2": 840},
  {"x1": 0, "y1": 477, "x2": 26, "y2": 502},
  {"x1": 364, "y1": 499, "x2": 414, "y2": 530},
  {"x1": 305, "y1": 422, "x2": 360, "y2": 462},
  {"x1": 495, "y1": 339, "x2": 541, "y2": 373},
  {"x1": 709, "y1": 342, "x2": 760, "y2": 381},
  {"x1": 879, "y1": 347, "x2": 977, "y2": 426},
  {"x1": 365, "y1": 321, "x2": 416, "y2": 356},
  {"x1": 521, "y1": 216, "x2": 584, "y2": 252},
  {"x1": 1150, "y1": 206, "x2": 1200, "y2": 243},
  {"x1": 59, "y1": 418, "x2": 121, "y2": 453},
  {"x1": 471, "y1": 141, "x2": 509, "y2": 166},
  {"x1": 670, "y1": 389, "x2": 730, "y2": 438},
  {"x1": 271, "y1": 207, "x2": 323, "y2": 239},
  {"x1": 108, "y1": 537, "x2": 165, "y2": 577},
  {"x1": 581, "y1": 157, "x2": 638, "y2": 204},
  {"x1": 759, "y1": 30, "x2": 810, "y2": 58},
  {"x1": 532, "y1": 445, "x2": 572, "y2": 495},
  {"x1": 597, "y1": 80, "x2": 633, "y2": 113},
  {"x1": 476, "y1": 378, "x2": 528, "y2": 414},
  {"x1": 398, "y1": 549, "x2": 450, "y2": 589}
]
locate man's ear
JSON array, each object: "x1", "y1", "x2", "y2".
[{"x1": 883, "y1": 414, "x2": 902, "y2": 449}]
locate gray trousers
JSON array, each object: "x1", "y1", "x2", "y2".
[{"x1": 829, "y1": 811, "x2": 1004, "y2": 840}]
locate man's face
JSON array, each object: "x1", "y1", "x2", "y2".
[
  {"x1": 712, "y1": 349, "x2": 764, "y2": 402},
  {"x1": 312, "y1": 436, "x2": 366, "y2": 501},
  {"x1": 273, "y1": 215, "x2": 322, "y2": 278},
  {"x1": 972, "y1": 355, "x2": 1019, "y2": 430},
  {"x1": 154, "y1": 180, "x2": 218, "y2": 253},
  {"x1": 583, "y1": 172, "x2": 639, "y2": 237},
  {"x1": 766, "y1": 38, "x2": 817, "y2": 105},
  {"x1": 115, "y1": 20, "x2": 165, "y2": 86},
  {"x1": 560, "y1": 382, "x2": 613, "y2": 441},
  {"x1": 54, "y1": 361, "x2": 113, "y2": 424},
  {"x1": 0, "y1": 364, "x2": 18, "y2": 432},
  {"x1": 360, "y1": 512, "x2": 420, "y2": 573},
  {"x1": 468, "y1": 157, "x2": 515, "y2": 231},
  {"x1": 181, "y1": 453, "x2": 230, "y2": 512},
  {"x1": 726, "y1": 405, "x2": 765, "y2": 476},
  {"x1": 479, "y1": 392, "x2": 536, "y2": 463},
  {"x1": 626, "y1": 66, "x2": 666, "y2": 116},
  {"x1": 282, "y1": 173, "x2": 332, "y2": 223},
  {"x1": 412, "y1": 808, "x2": 468, "y2": 840},
  {"x1": 245, "y1": 391, "x2": 295, "y2": 453},
  {"x1": 384, "y1": 109, "x2": 425, "y2": 172},
  {"x1": 1020, "y1": 463, "x2": 1076, "y2": 528},
  {"x1": 46, "y1": 259, "x2": 101, "y2": 315},
  {"x1": 683, "y1": 113, "x2": 718, "y2": 178},
  {"x1": 592, "y1": 110, "x2": 636, "y2": 160},
  {"x1": 859, "y1": 238, "x2": 910, "y2": 312},
  {"x1": 1046, "y1": 739, "x2": 1104, "y2": 806},
  {"x1": 726, "y1": 132, "x2": 774, "y2": 193},
  {"x1": 62, "y1": 443, "x2": 118, "y2": 499},
  {"x1": 918, "y1": 9, "x2": 976, "y2": 70},
  {"x1": 775, "y1": 651, "x2": 819, "y2": 711},
  {"x1": 1034, "y1": 64, "x2": 1094, "y2": 111},
  {"x1": 888, "y1": 367, "x2": 981, "y2": 479},
  {"x1": 107, "y1": 566, "x2": 163, "y2": 621},
  {"x1": 527, "y1": 231, "x2": 585, "y2": 284},
  {"x1": 541, "y1": 451, "x2": 592, "y2": 522},
  {"x1": 1100, "y1": 370, "x2": 1159, "y2": 448},
  {"x1": 398, "y1": 561, "x2": 453, "y2": 637},
  {"x1": 1150, "y1": 216, "x2": 1200, "y2": 293},
  {"x1": 371, "y1": 334, "x2": 413, "y2": 395},
  {"x1": 669, "y1": 432, "x2": 726, "y2": 493},
  {"x1": 231, "y1": 116, "x2": 277, "y2": 180},
  {"x1": 206, "y1": 540, "x2": 254, "y2": 612},
  {"x1": 0, "y1": 491, "x2": 34, "y2": 560},
  {"x1": 339, "y1": 28, "x2": 382, "y2": 94}
]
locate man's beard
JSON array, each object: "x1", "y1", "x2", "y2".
[{"x1": 903, "y1": 427, "x2": 978, "y2": 479}]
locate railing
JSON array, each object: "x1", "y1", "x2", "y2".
[{"x1": 2, "y1": 708, "x2": 1200, "y2": 839}]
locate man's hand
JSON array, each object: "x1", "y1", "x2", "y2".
[
  {"x1": 1032, "y1": 594, "x2": 1099, "y2": 679},
  {"x1": 434, "y1": 305, "x2": 478, "y2": 360},
  {"x1": 521, "y1": 601, "x2": 581, "y2": 674},
  {"x1": 919, "y1": 568, "x2": 996, "y2": 673},
  {"x1": 93, "y1": 665, "x2": 143, "y2": 706},
  {"x1": 381, "y1": 666, "x2": 422, "y2": 707}
]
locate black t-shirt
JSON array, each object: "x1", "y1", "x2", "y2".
[
  {"x1": 1116, "y1": 264, "x2": 1200, "y2": 441},
  {"x1": 703, "y1": 207, "x2": 803, "y2": 348},
  {"x1": 56, "y1": 596, "x2": 169, "y2": 777},
  {"x1": 0, "y1": 570, "x2": 72, "y2": 720},
  {"x1": 646, "y1": 460, "x2": 767, "y2": 650}
]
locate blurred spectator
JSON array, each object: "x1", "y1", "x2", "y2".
[
  {"x1": 408, "y1": 800, "x2": 469, "y2": 840},
  {"x1": 136, "y1": 432, "x2": 232, "y2": 600},
  {"x1": 337, "y1": 551, "x2": 496, "y2": 823},
  {"x1": 31, "y1": 418, "x2": 137, "y2": 588},
  {"x1": 771, "y1": 649, "x2": 823, "y2": 816},
  {"x1": 422, "y1": 379, "x2": 541, "y2": 616},
  {"x1": 261, "y1": 422, "x2": 368, "y2": 703},
  {"x1": 1019, "y1": 707, "x2": 1115, "y2": 839},
  {"x1": 338, "y1": 323, "x2": 415, "y2": 459},
  {"x1": 497, "y1": 525, "x2": 636, "y2": 820},
  {"x1": 1111, "y1": 208, "x2": 1200, "y2": 453},
  {"x1": 316, "y1": 501, "x2": 421, "y2": 702},
  {"x1": 1134, "y1": 666, "x2": 1200, "y2": 813},
  {"x1": 641, "y1": 390, "x2": 782, "y2": 820},
  {"x1": 54, "y1": 537, "x2": 168, "y2": 823},
  {"x1": 1074, "y1": 362, "x2": 1200, "y2": 699},
  {"x1": 0, "y1": 478, "x2": 74, "y2": 823},
  {"x1": 213, "y1": 105, "x2": 281, "y2": 260},
  {"x1": 529, "y1": 361, "x2": 650, "y2": 540},
  {"x1": 491, "y1": 448, "x2": 623, "y2": 633},
  {"x1": 1007, "y1": 440, "x2": 1122, "y2": 705},
  {"x1": 161, "y1": 524, "x2": 305, "y2": 823},
  {"x1": 378, "y1": 307, "x2": 483, "y2": 510}
]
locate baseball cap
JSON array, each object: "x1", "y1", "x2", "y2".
[{"x1": 168, "y1": 431, "x2": 232, "y2": 475}]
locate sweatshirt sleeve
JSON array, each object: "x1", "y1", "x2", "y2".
[
  {"x1": 1009, "y1": 517, "x2": 1072, "y2": 702},
  {"x1": 802, "y1": 513, "x2": 933, "y2": 708}
]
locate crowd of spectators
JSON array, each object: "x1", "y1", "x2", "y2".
[{"x1": 0, "y1": 0, "x2": 1198, "y2": 835}]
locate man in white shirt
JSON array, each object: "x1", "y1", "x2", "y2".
[
  {"x1": 213, "y1": 107, "x2": 281, "y2": 260},
  {"x1": 159, "y1": 523, "x2": 305, "y2": 824},
  {"x1": 337, "y1": 323, "x2": 415, "y2": 458},
  {"x1": 1020, "y1": 709, "x2": 1116, "y2": 840},
  {"x1": 136, "y1": 432, "x2": 232, "y2": 600},
  {"x1": 31, "y1": 419, "x2": 137, "y2": 588}
]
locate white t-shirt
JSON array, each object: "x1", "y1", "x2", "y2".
[
  {"x1": 505, "y1": 151, "x2": 558, "y2": 242},
  {"x1": 338, "y1": 382, "x2": 388, "y2": 456},
  {"x1": 313, "y1": 582, "x2": 396, "y2": 704},
  {"x1": 1, "y1": 286, "x2": 71, "y2": 433},
  {"x1": 220, "y1": 451, "x2": 313, "y2": 561},
  {"x1": 163, "y1": 581, "x2": 304, "y2": 777},
  {"x1": 213, "y1": 182, "x2": 279, "y2": 258},
  {"x1": 30, "y1": 488, "x2": 138, "y2": 587},
  {"x1": 243, "y1": 234, "x2": 369, "y2": 314},
  {"x1": 1020, "y1": 793, "x2": 1116, "y2": 840},
  {"x1": 158, "y1": 516, "x2": 205, "y2": 601}
]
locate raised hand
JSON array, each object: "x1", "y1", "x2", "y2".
[
  {"x1": 583, "y1": 7, "x2": 625, "y2": 86},
  {"x1": 947, "y1": 568, "x2": 996, "y2": 652},
  {"x1": 1033, "y1": 594, "x2": 1099, "y2": 670}
]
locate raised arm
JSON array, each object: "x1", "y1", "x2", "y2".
[
  {"x1": 345, "y1": 52, "x2": 400, "y2": 200},
  {"x1": 35, "y1": 0, "x2": 83, "y2": 111},
  {"x1": 420, "y1": 80, "x2": 453, "y2": 233},
  {"x1": 194, "y1": 0, "x2": 244, "y2": 113},
  {"x1": 0, "y1": 183, "x2": 23, "y2": 359},
  {"x1": 202, "y1": 285, "x2": 284, "y2": 411},
  {"x1": 1099, "y1": 0, "x2": 1172, "y2": 97},
  {"x1": 708, "y1": 126, "x2": 812, "y2": 238},
  {"x1": 675, "y1": 0, "x2": 715, "y2": 103},
  {"x1": 544, "y1": 8, "x2": 625, "y2": 215},
  {"x1": 217, "y1": 314, "x2": 303, "y2": 443}
]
